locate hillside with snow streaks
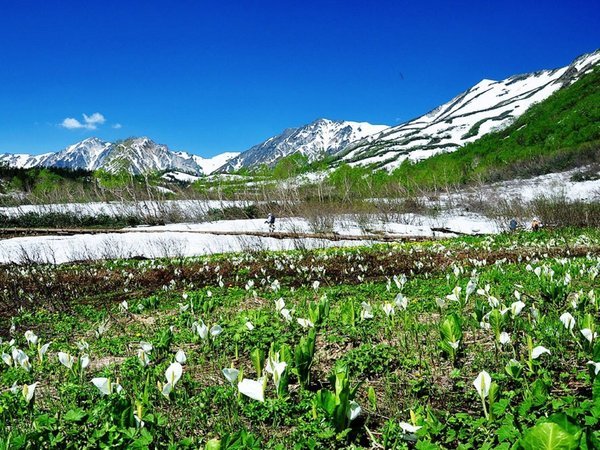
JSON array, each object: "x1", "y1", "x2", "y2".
[
  {"x1": 338, "y1": 50, "x2": 600, "y2": 170},
  {"x1": 217, "y1": 118, "x2": 388, "y2": 172},
  {"x1": 0, "y1": 152, "x2": 53, "y2": 169}
]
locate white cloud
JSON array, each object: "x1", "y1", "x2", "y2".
[
  {"x1": 61, "y1": 117, "x2": 85, "y2": 129},
  {"x1": 60, "y1": 112, "x2": 106, "y2": 130},
  {"x1": 112, "y1": 123, "x2": 122, "y2": 129},
  {"x1": 83, "y1": 113, "x2": 105, "y2": 127}
]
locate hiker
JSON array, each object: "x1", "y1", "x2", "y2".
[
  {"x1": 265, "y1": 213, "x2": 275, "y2": 232},
  {"x1": 509, "y1": 218, "x2": 518, "y2": 232},
  {"x1": 531, "y1": 217, "x2": 541, "y2": 232}
]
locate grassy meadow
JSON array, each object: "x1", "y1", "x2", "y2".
[{"x1": 0, "y1": 229, "x2": 599, "y2": 449}]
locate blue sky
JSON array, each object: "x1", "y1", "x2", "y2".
[{"x1": 1, "y1": 0, "x2": 598, "y2": 157}]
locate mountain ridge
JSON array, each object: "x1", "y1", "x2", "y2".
[
  {"x1": 0, "y1": 137, "x2": 239, "y2": 176},
  {"x1": 216, "y1": 118, "x2": 389, "y2": 173}
]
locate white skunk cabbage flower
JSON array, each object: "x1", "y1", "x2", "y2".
[
  {"x1": 382, "y1": 303, "x2": 395, "y2": 317},
  {"x1": 80, "y1": 355, "x2": 90, "y2": 370},
  {"x1": 587, "y1": 361, "x2": 600, "y2": 375},
  {"x1": 360, "y1": 302, "x2": 373, "y2": 320},
  {"x1": 92, "y1": 377, "x2": 123, "y2": 396},
  {"x1": 161, "y1": 362, "x2": 183, "y2": 398},
  {"x1": 58, "y1": 352, "x2": 76, "y2": 370},
  {"x1": 13, "y1": 349, "x2": 31, "y2": 372},
  {"x1": 347, "y1": 400, "x2": 361, "y2": 422},
  {"x1": 192, "y1": 321, "x2": 208, "y2": 340},
  {"x1": 581, "y1": 328, "x2": 597, "y2": 343},
  {"x1": 531, "y1": 346, "x2": 551, "y2": 359},
  {"x1": 473, "y1": 370, "x2": 491, "y2": 399},
  {"x1": 175, "y1": 350, "x2": 187, "y2": 364},
  {"x1": 222, "y1": 368, "x2": 240, "y2": 385},
  {"x1": 297, "y1": 318, "x2": 314, "y2": 328},
  {"x1": 238, "y1": 378, "x2": 265, "y2": 402},
  {"x1": 274, "y1": 298, "x2": 285, "y2": 312},
  {"x1": 2, "y1": 353, "x2": 12, "y2": 366},
  {"x1": 140, "y1": 342, "x2": 153, "y2": 353},
  {"x1": 446, "y1": 286, "x2": 461, "y2": 303},
  {"x1": 399, "y1": 421, "x2": 422, "y2": 434},
  {"x1": 499, "y1": 332, "x2": 511, "y2": 345},
  {"x1": 138, "y1": 349, "x2": 150, "y2": 367},
  {"x1": 395, "y1": 293, "x2": 409, "y2": 310},
  {"x1": 24, "y1": 330, "x2": 38, "y2": 346},
  {"x1": 280, "y1": 308, "x2": 293, "y2": 322},
  {"x1": 37, "y1": 342, "x2": 51, "y2": 363},
  {"x1": 559, "y1": 312, "x2": 575, "y2": 331},
  {"x1": 22, "y1": 382, "x2": 39, "y2": 404},
  {"x1": 510, "y1": 301, "x2": 526, "y2": 317}
]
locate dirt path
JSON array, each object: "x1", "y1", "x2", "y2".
[{"x1": 0, "y1": 227, "x2": 458, "y2": 242}]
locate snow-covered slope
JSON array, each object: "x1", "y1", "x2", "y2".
[
  {"x1": 217, "y1": 118, "x2": 388, "y2": 172},
  {"x1": 176, "y1": 151, "x2": 240, "y2": 175},
  {"x1": 337, "y1": 50, "x2": 600, "y2": 170},
  {"x1": 0, "y1": 152, "x2": 53, "y2": 169}
]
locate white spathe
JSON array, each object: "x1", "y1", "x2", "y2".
[
  {"x1": 473, "y1": 371, "x2": 492, "y2": 398},
  {"x1": 238, "y1": 378, "x2": 265, "y2": 402},
  {"x1": 22, "y1": 382, "x2": 39, "y2": 404},
  {"x1": 165, "y1": 362, "x2": 183, "y2": 387},
  {"x1": 222, "y1": 368, "x2": 240, "y2": 385},
  {"x1": 531, "y1": 346, "x2": 551, "y2": 359},
  {"x1": 559, "y1": 312, "x2": 576, "y2": 331}
]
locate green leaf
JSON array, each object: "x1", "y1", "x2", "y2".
[
  {"x1": 415, "y1": 440, "x2": 441, "y2": 450},
  {"x1": 204, "y1": 438, "x2": 221, "y2": 450},
  {"x1": 315, "y1": 390, "x2": 337, "y2": 416},
  {"x1": 64, "y1": 408, "x2": 87, "y2": 423},
  {"x1": 530, "y1": 379, "x2": 549, "y2": 407},
  {"x1": 497, "y1": 423, "x2": 519, "y2": 443},
  {"x1": 250, "y1": 348, "x2": 265, "y2": 378},
  {"x1": 368, "y1": 386, "x2": 377, "y2": 410},
  {"x1": 547, "y1": 414, "x2": 581, "y2": 437},
  {"x1": 520, "y1": 422, "x2": 580, "y2": 450},
  {"x1": 492, "y1": 398, "x2": 511, "y2": 417},
  {"x1": 593, "y1": 376, "x2": 600, "y2": 401}
]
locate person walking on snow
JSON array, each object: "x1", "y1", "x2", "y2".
[{"x1": 265, "y1": 213, "x2": 276, "y2": 232}]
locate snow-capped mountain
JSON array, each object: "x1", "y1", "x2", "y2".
[
  {"x1": 175, "y1": 151, "x2": 240, "y2": 175},
  {"x1": 217, "y1": 118, "x2": 388, "y2": 172},
  {"x1": 336, "y1": 50, "x2": 600, "y2": 170},
  {"x1": 0, "y1": 137, "x2": 239, "y2": 176},
  {"x1": 41, "y1": 137, "x2": 112, "y2": 170},
  {"x1": 99, "y1": 138, "x2": 201, "y2": 175}
]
